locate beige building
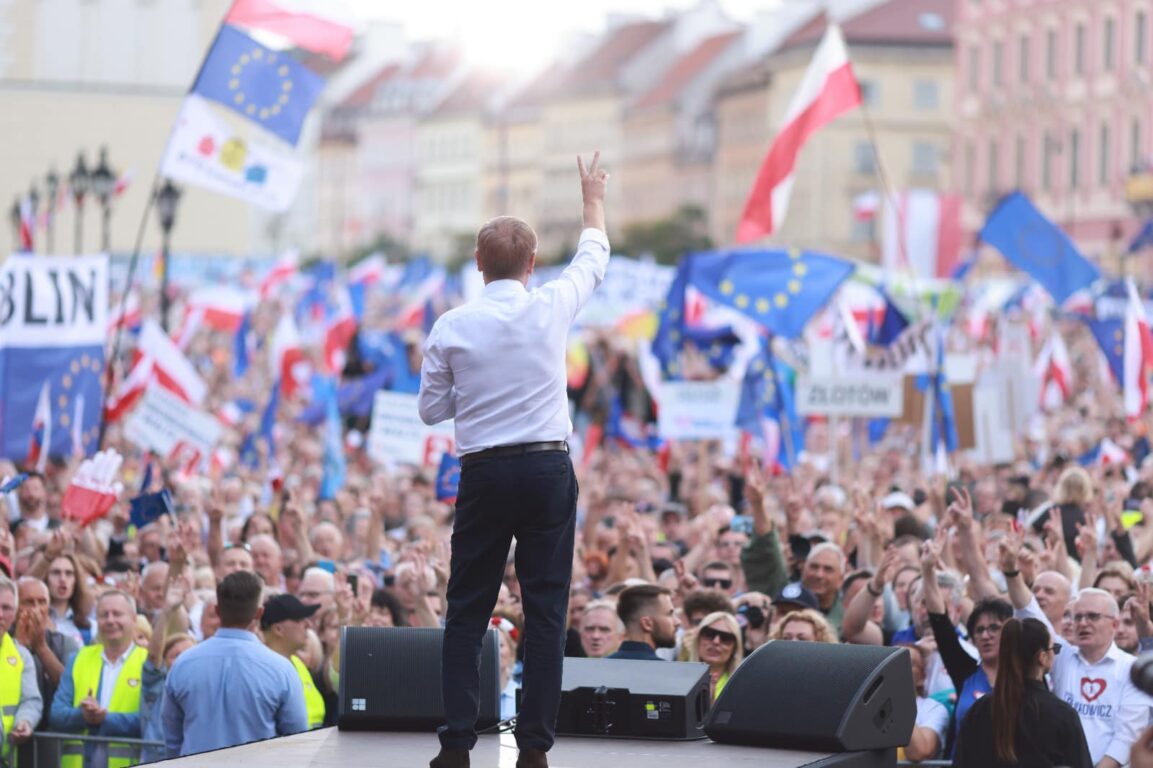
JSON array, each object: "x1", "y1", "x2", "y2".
[
  {"x1": 0, "y1": 0, "x2": 276, "y2": 258},
  {"x1": 710, "y1": 0, "x2": 956, "y2": 258}
]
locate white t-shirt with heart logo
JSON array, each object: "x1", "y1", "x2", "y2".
[{"x1": 1050, "y1": 642, "x2": 1152, "y2": 766}]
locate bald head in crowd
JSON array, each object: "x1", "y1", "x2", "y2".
[{"x1": 248, "y1": 535, "x2": 283, "y2": 588}]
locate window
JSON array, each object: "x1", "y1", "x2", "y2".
[
  {"x1": 860, "y1": 80, "x2": 880, "y2": 107},
  {"x1": 1046, "y1": 28, "x2": 1058, "y2": 80},
  {"x1": 1075, "y1": 23, "x2": 1087, "y2": 75},
  {"x1": 965, "y1": 142, "x2": 976, "y2": 196},
  {"x1": 1015, "y1": 135, "x2": 1026, "y2": 188},
  {"x1": 1042, "y1": 132, "x2": 1053, "y2": 191},
  {"x1": 1138, "y1": 12, "x2": 1148, "y2": 65},
  {"x1": 854, "y1": 141, "x2": 877, "y2": 173},
  {"x1": 969, "y1": 44, "x2": 981, "y2": 90},
  {"x1": 914, "y1": 80, "x2": 939, "y2": 109},
  {"x1": 1104, "y1": 17, "x2": 1116, "y2": 71},
  {"x1": 1099, "y1": 123, "x2": 1111, "y2": 185},
  {"x1": 988, "y1": 139, "x2": 1000, "y2": 193},
  {"x1": 913, "y1": 142, "x2": 938, "y2": 175},
  {"x1": 1134, "y1": 118, "x2": 1144, "y2": 169},
  {"x1": 1019, "y1": 34, "x2": 1030, "y2": 83},
  {"x1": 1070, "y1": 129, "x2": 1081, "y2": 189},
  {"x1": 993, "y1": 40, "x2": 1004, "y2": 86}
]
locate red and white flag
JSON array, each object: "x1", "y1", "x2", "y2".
[
  {"x1": 183, "y1": 286, "x2": 252, "y2": 333},
  {"x1": 18, "y1": 196, "x2": 34, "y2": 251},
  {"x1": 852, "y1": 190, "x2": 880, "y2": 221},
  {"x1": 27, "y1": 382, "x2": 52, "y2": 472},
  {"x1": 225, "y1": 0, "x2": 357, "y2": 62},
  {"x1": 1124, "y1": 278, "x2": 1153, "y2": 419},
  {"x1": 260, "y1": 250, "x2": 299, "y2": 299},
  {"x1": 324, "y1": 287, "x2": 358, "y2": 374},
  {"x1": 881, "y1": 189, "x2": 963, "y2": 279},
  {"x1": 735, "y1": 23, "x2": 861, "y2": 243},
  {"x1": 105, "y1": 320, "x2": 207, "y2": 423},
  {"x1": 270, "y1": 313, "x2": 309, "y2": 398},
  {"x1": 1033, "y1": 332, "x2": 1072, "y2": 411}
]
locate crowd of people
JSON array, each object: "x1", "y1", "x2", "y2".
[{"x1": 7, "y1": 233, "x2": 1153, "y2": 767}]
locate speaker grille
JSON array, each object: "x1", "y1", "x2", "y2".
[{"x1": 338, "y1": 627, "x2": 501, "y2": 731}]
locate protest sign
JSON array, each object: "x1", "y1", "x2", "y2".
[
  {"x1": 124, "y1": 386, "x2": 222, "y2": 460},
  {"x1": 657, "y1": 380, "x2": 740, "y2": 440},
  {"x1": 368, "y1": 391, "x2": 455, "y2": 466},
  {"x1": 796, "y1": 376, "x2": 904, "y2": 418}
]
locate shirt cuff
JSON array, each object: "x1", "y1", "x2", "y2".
[{"x1": 577, "y1": 227, "x2": 610, "y2": 250}]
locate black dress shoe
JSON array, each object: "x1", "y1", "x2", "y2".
[
  {"x1": 429, "y1": 747, "x2": 470, "y2": 768},
  {"x1": 516, "y1": 747, "x2": 548, "y2": 768}
]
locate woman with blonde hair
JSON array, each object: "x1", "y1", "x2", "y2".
[
  {"x1": 688, "y1": 611, "x2": 743, "y2": 702},
  {"x1": 769, "y1": 608, "x2": 837, "y2": 644}
]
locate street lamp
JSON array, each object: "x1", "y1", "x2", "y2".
[
  {"x1": 44, "y1": 168, "x2": 59, "y2": 254},
  {"x1": 27, "y1": 183, "x2": 39, "y2": 254},
  {"x1": 90, "y1": 146, "x2": 116, "y2": 253},
  {"x1": 69, "y1": 153, "x2": 90, "y2": 253},
  {"x1": 155, "y1": 179, "x2": 182, "y2": 333}
]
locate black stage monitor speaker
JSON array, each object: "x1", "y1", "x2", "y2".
[
  {"x1": 704, "y1": 641, "x2": 915, "y2": 751},
  {"x1": 556, "y1": 657, "x2": 711, "y2": 740},
  {"x1": 337, "y1": 626, "x2": 501, "y2": 731}
]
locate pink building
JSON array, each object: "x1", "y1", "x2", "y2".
[{"x1": 954, "y1": 0, "x2": 1153, "y2": 270}]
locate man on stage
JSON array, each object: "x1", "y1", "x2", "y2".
[{"x1": 420, "y1": 151, "x2": 610, "y2": 768}]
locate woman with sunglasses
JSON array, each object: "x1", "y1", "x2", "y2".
[
  {"x1": 688, "y1": 611, "x2": 743, "y2": 703},
  {"x1": 954, "y1": 617, "x2": 1092, "y2": 767}
]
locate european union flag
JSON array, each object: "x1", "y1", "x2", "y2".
[
  {"x1": 1129, "y1": 219, "x2": 1153, "y2": 255},
  {"x1": 191, "y1": 24, "x2": 325, "y2": 146},
  {"x1": 690, "y1": 248, "x2": 855, "y2": 339},
  {"x1": 435, "y1": 452, "x2": 461, "y2": 503},
  {"x1": 130, "y1": 489, "x2": 173, "y2": 530},
  {"x1": 867, "y1": 288, "x2": 909, "y2": 347},
  {"x1": 651, "y1": 251, "x2": 728, "y2": 378},
  {"x1": 979, "y1": 192, "x2": 1101, "y2": 304},
  {"x1": 684, "y1": 326, "x2": 742, "y2": 372},
  {"x1": 735, "y1": 336, "x2": 804, "y2": 468},
  {"x1": 1083, "y1": 316, "x2": 1124, "y2": 383}
]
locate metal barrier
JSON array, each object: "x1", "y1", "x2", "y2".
[{"x1": 19, "y1": 731, "x2": 165, "y2": 768}]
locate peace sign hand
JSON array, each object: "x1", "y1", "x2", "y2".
[{"x1": 577, "y1": 151, "x2": 609, "y2": 203}]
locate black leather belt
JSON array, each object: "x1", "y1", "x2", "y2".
[{"x1": 460, "y1": 441, "x2": 569, "y2": 466}]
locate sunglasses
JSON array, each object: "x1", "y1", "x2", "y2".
[
  {"x1": 1050, "y1": 642, "x2": 1063, "y2": 655},
  {"x1": 702, "y1": 578, "x2": 733, "y2": 590},
  {"x1": 699, "y1": 626, "x2": 738, "y2": 646},
  {"x1": 1072, "y1": 612, "x2": 1109, "y2": 624},
  {"x1": 224, "y1": 542, "x2": 252, "y2": 553},
  {"x1": 973, "y1": 623, "x2": 1003, "y2": 637}
]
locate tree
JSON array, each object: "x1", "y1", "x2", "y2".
[{"x1": 617, "y1": 204, "x2": 713, "y2": 265}]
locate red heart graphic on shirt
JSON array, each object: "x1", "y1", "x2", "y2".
[{"x1": 1081, "y1": 677, "x2": 1107, "y2": 702}]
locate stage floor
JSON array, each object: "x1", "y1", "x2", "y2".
[{"x1": 156, "y1": 728, "x2": 893, "y2": 768}]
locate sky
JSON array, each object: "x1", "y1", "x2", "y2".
[{"x1": 343, "y1": 0, "x2": 771, "y2": 74}]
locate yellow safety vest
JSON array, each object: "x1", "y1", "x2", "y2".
[
  {"x1": 0, "y1": 632, "x2": 23, "y2": 748},
  {"x1": 291, "y1": 654, "x2": 325, "y2": 729},
  {"x1": 61, "y1": 644, "x2": 147, "y2": 768}
]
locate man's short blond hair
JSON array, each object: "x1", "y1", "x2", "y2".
[{"x1": 476, "y1": 216, "x2": 537, "y2": 280}]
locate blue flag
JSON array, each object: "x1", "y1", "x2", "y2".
[
  {"x1": 979, "y1": 192, "x2": 1100, "y2": 304},
  {"x1": 735, "y1": 336, "x2": 804, "y2": 469},
  {"x1": 435, "y1": 452, "x2": 461, "y2": 502},
  {"x1": 234, "y1": 309, "x2": 252, "y2": 378},
  {"x1": 318, "y1": 377, "x2": 346, "y2": 500},
  {"x1": 1129, "y1": 219, "x2": 1153, "y2": 254},
  {"x1": 915, "y1": 328, "x2": 958, "y2": 454},
  {"x1": 191, "y1": 24, "x2": 325, "y2": 146},
  {"x1": 867, "y1": 289, "x2": 910, "y2": 347},
  {"x1": 690, "y1": 248, "x2": 855, "y2": 339},
  {"x1": 1083, "y1": 316, "x2": 1124, "y2": 383},
  {"x1": 296, "y1": 368, "x2": 391, "y2": 425},
  {"x1": 130, "y1": 489, "x2": 173, "y2": 530}
]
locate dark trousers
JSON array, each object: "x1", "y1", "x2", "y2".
[{"x1": 439, "y1": 449, "x2": 577, "y2": 752}]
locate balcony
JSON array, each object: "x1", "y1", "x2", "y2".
[{"x1": 1126, "y1": 163, "x2": 1153, "y2": 218}]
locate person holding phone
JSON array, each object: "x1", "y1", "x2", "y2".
[{"x1": 419, "y1": 152, "x2": 610, "y2": 768}]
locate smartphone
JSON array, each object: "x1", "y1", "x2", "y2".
[
  {"x1": 347, "y1": 573, "x2": 359, "y2": 596},
  {"x1": 730, "y1": 515, "x2": 754, "y2": 536}
]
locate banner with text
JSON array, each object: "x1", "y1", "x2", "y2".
[
  {"x1": 124, "y1": 386, "x2": 222, "y2": 461},
  {"x1": 796, "y1": 376, "x2": 904, "y2": 418},
  {"x1": 0, "y1": 254, "x2": 108, "y2": 460},
  {"x1": 368, "y1": 391, "x2": 455, "y2": 466},
  {"x1": 657, "y1": 379, "x2": 740, "y2": 440}
]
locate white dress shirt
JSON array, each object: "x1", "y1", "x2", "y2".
[
  {"x1": 418, "y1": 228, "x2": 610, "y2": 454},
  {"x1": 1050, "y1": 642, "x2": 1152, "y2": 765}
]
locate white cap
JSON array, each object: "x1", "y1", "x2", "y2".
[{"x1": 882, "y1": 491, "x2": 916, "y2": 511}]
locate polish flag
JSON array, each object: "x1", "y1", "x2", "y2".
[
  {"x1": 852, "y1": 190, "x2": 880, "y2": 221},
  {"x1": 735, "y1": 23, "x2": 861, "y2": 243},
  {"x1": 270, "y1": 313, "x2": 309, "y2": 398},
  {"x1": 106, "y1": 321, "x2": 207, "y2": 423},
  {"x1": 881, "y1": 189, "x2": 963, "y2": 279},
  {"x1": 183, "y1": 286, "x2": 252, "y2": 332},
  {"x1": 1123, "y1": 278, "x2": 1153, "y2": 419},
  {"x1": 324, "y1": 287, "x2": 358, "y2": 374},
  {"x1": 27, "y1": 382, "x2": 52, "y2": 472},
  {"x1": 107, "y1": 292, "x2": 143, "y2": 334},
  {"x1": 349, "y1": 255, "x2": 387, "y2": 285},
  {"x1": 18, "y1": 197, "x2": 34, "y2": 251},
  {"x1": 260, "y1": 250, "x2": 299, "y2": 299},
  {"x1": 396, "y1": 271, "x2": 445, "y2": 328},
  {"x1": 1033, "y1": 332, "x2": 1072, "y2": 411},
  {"x1": 225, "y1": 0, "x2": 357, "y2": 62}
]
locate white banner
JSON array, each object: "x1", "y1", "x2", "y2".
[
  {"x1": 0, "y1": 254, "x2": 108, "y2": 347},
  {"x1": 575, "y1": 258, "x2": 676, "y2": 328},
  {"x1": 124, "y1": 386, "x2": 222, "y2": 458},
  {"x1": 368, "y1": 391, "x2": 455, "y2": 466},
  {"x1": 657, "y1": 380, "x2": 740, "y2": 440},
  {"x1": 160, "y1": 95, "x2": 304, "y2": 212},
  {"x1": 796, "y1": 376, "x2": 904, "y2": 418}
]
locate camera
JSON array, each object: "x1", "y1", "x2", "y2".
[
  {"x1": 1132, "y1": 652, "x2": 1153, "y2": 695},
  {"x1": 737, "y1": 603, "x2": 767, "y2": 629}
]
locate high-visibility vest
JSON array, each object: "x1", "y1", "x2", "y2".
[
  {"x1": 0, "y1": 632, "x2": 23, "y2": 748},
  {"x1": 61, "y1": 644, "x2": 147, "y2": 768},
  {"x1": 291, "y1": 654, "x2": 326, "y2": 729}
]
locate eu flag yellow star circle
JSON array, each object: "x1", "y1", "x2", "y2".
[{"x1": 229, "y1": 48, "x2": 295, "y2": 122}]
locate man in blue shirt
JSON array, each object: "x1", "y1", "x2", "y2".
[
  {"x1": 161, "y1": 571, "x2": 307, "y2": 757},
  {"x1": 606, "y1": 585, "x2": 677, "y2": 661}
]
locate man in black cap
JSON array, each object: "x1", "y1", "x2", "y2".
[
  {"x1": 261, "y1": 594, "x2": 326, "y2": 729},
  {"x1": 773, "y1": 582, "x2": 821, "y2": 618}
]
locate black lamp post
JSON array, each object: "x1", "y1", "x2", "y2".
[
  {"x1": 44, "y1": 168, "x2": 59, "y2": 254},
  {"x1": 69, "y1": 153, "x2": 90, "y2": 253},
  {"x1": 8, "y1": 198, "x2": 19, "y2": 252},
  {"x1": 155, "y1": 180, "x2": 182, "y2": 333},
  {"x1": 90, "y1": 147, "x2": 116, "y2": 254},
  {"x1": 27, "y1": 184, "x2": 39, "y2": 254}
]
